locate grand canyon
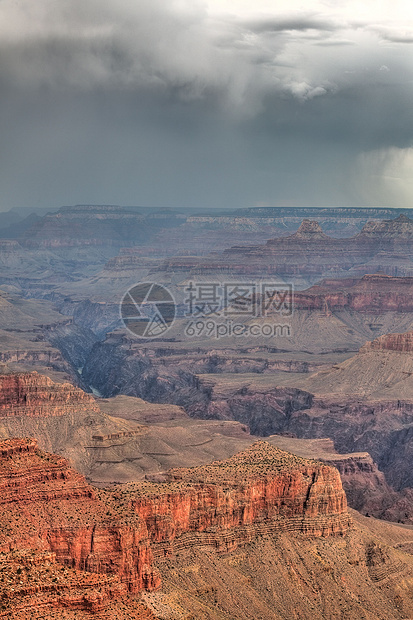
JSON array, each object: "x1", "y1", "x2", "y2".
[
  {"x1": 0, "y1": 204, "x2": 413, "y2": 618},
  {"x1": 3, "y1": 0, "x2": 413, "y2": 614}
]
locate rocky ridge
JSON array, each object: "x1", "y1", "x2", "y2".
[
  {"x1": 362, "y1": 330, "x2": 413, "y2": 352},
  {"x1": 293, "y1": 274, "x2": 413, "y2": 313},
  {"x1": 0, "y1": 438, "x2": 352, "y2": 616},
  {"x1": 19, "y1": 205, "x2": 182, "y2": 250},
  {"x1": 0, "y1": 372, "x2": 99, "y2": 417},
  {"x1": 157, "y1": 214, "x2": 413, "y2": 283},
  {"x1": 2, "y1": 439, "x2": 413, "y2": 618}
]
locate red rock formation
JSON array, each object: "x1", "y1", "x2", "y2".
[
  {"x1": 0, "y1": 549, "x2": 127, "y2": 617},
  {"x1": 0, "y1": 438, "x2": 160, "y2": 594},
  {"x1": 361, "y1": 330, "x2": 413, "y2": 353},
  {"x1": 293, "y1": 274, "x2": 413, "y2": 313},
  {"x1": 0, "y1": 438, "x2": 350, "y2": 604},
  {"x1": 321, "y1": 453, "x2": 398, "y2": 517},
  {"x1": 0, "y1": 438, "x2": 94, "y2": 505},
  {"x1": 0, "y1": 549, "x2": 155, "y2": 619},
  {"x1": 0, "y1": 372, "x2": 99, "y2": 417},
  {"x1": 131, "y1": 441, "x2": 350, "y2": 560},
  {"x1": 13, "y1": 438, "x2": 413, "y2": 617}
]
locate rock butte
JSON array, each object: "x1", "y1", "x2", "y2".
[
  {"x1": 0, "y1": 437, "x2": 350, "y2": 615},
  {"x1": 4, "y1": 437, "x2": 413, "y2": 619}
]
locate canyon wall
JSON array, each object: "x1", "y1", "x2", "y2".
[
  {"x1": 293, "y1": 275, "x2": 413, "y2": 313},
  {"x1": 0, "y1": 438, "x2": 351, "y2": 596},
  {"x1": 362, "y1": 330, "x2": 413, "y2": 353},
  {"x1": 4, "y1": 438, "x2": 413, "y2": 619},
  {"x1": 157, "y1": 215, "x2": 413, "y2": 280},
  {"x1": 0, "y1": 372, "x2": 99, "y2": 417}
]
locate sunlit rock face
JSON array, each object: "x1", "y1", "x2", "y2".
[
  {"x1": 0, "y1": 372, "x2": 99, "y2": 417},
  {"x1": 0, "y1": 439, "x2": 350, "y2": 597}
]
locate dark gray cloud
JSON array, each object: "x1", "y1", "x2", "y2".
[
  {"x1": 0, "y1": 0, "x2": 412, "y2": 210},
  {"x1": 244, "y1": 15, "x2": 340, "y2": 34},
  {"x1": 370, "y1": 27, "x2": 413, "y2": 44}
]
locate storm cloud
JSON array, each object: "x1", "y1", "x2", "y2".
[{"x1": 0, "y1": 0, "x2": 412, "y2": 209}]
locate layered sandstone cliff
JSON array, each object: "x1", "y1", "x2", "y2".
[
  {"x1": 0, "y1": 438, "x2": 160, "y2": 595},
  {"x1": 0, "y1": 438, "x2": 350, "y2": 599},
  {"x1": 4, "y1": 439, "x2": 413, "y2": 619},
  {"x1": 361, "y1": 330, "x2": 413, "y2": 353},
  {"x1": 157, "y1": 214, "x2": 413, "y2": 280},
  {"x1": 0, "y1": 548, "x2": 158, "y2": 619},
  {"x1": 130, "y1": 441, "x2": 350, "y2": 557},
  {"x1": 293, "y1": 274, "x2": 413, "y2": 313},
  {"x1": 0, "y1": 372, "x2": 99, "y2": 417}
]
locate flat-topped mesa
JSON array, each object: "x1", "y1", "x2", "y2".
[
  {"x1": 59, "y1": 204, "x2": 143, "y2": 216},
  {"x1": 131, "y1": 441, "x2": 351, "y2": 551},
  {"x1": 293, "y1": 274, "x2": 413, "y2": 313},
  {"x1": 19, "y1": 204, "x2": 181, "y2": 249},
  {"x1": 361, "y1": 331, "x2": 413, "y2": 353},
  {"x1": 168, "y1": 440, "x2": 330, "y2": 482},
  {"x1": 0, "y1": 438, "x2": 351, "y2": 599},
  {"x1": 357, "y1": 213, "x2": 413, "y2": 239},
  {"x1": 0, "y1": 372, "x2": 99, "y2": 417}
]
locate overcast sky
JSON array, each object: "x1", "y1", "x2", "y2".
[{"x1": 1, "y1": 0, "x2": 413, "y2": 211}]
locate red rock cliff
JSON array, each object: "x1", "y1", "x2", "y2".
[
  {"x1": 130, "y1": 441, "x2": 350, "y2": 560},
  {"x1": 293, "y1": 275, "x2": 413, "y2": 314},
  {"x1": 0, "y1": 438, "x2": 157, "y2": 587},
  {"x1": 0, "y1": 372, "x2": 99, "y2": 417},
  {"x1": 361, "y1": 331, "x2": 413, "y2": 353},
  {"x1": 0, "y1": 438, "x2": 351, "y2": 609}
]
